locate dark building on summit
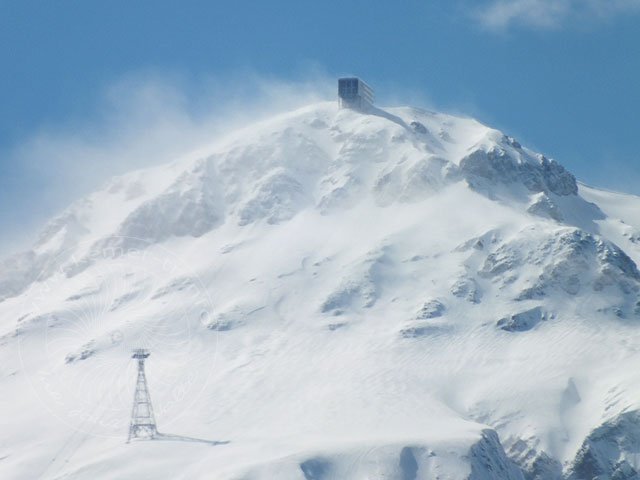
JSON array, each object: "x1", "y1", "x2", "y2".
[{"x1": 338, "y1": 77, "x2": 374, "y2": 110}]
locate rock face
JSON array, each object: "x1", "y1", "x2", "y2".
[
  {"x1": 508, "y1": 440, "x2": 563, "y2": 480},
  {"x1": 239, "y1": 171, "x2": 308, "y2": 226},
  {"x1": 293, "y1": 435, "x2": 528, "y2": 480},
  {"x1": 469, "y1": 430, "x2": 525, "y2": 480},
  {"x1": 117, "y1": 168, "x2": 224, "y2": 240},
  {"x1": 497, "y1": 307, "x2": 547, "y2": 332},
  {"x1": 459, "y1": 147, "x2": 578, "y2": 197},
  {"x1": 568, "y1": 411, "x2": 640, "y2": 480},
  {"x1": 479, "y1": 227, "x2": 640, "y2": 304},
  {"x1": 527, "y1": 193, "x2": 564, "y2": 222},
  {"x1": 451, "y1": 276, "x2": 482, "y2": 303}
]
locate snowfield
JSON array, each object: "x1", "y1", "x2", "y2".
[{"x1": 1, "y1": 102, "x2": 640, "y2": 479}]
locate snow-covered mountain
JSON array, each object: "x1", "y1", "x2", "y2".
[{"x1": 2, "y1": 102, "x2": 640, "y2": 479}]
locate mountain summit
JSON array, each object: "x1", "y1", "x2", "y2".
[{"x1": 2, "y1": 102, "x2": 640, "y2": 479}]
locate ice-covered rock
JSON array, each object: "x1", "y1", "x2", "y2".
[
  {"x1": 468, "y1": 430, "x2": 525, "y2": 480},
  {"x1": 321, "y1": 247, "x2": 391, "y2": 314},
  {"x1": 507, "y1": 439, "x2": 563, "y2": 480},
  {"x1": 527, "y1": 193, "x2": 564, "y2": 222},
  {"x1": 451, "y1": 275, "x2": 482, "y2": 303},
  {"x1": 456, "y1": 229, "x2": 501, "y2": 252},
  {"x1": 416, "y1": 299, "x2": 446, "y2": 319},
  {"x1": 108, "y1": 160, "x2": 224, "y2": 242},
  {"x1": 567, "y1": 410, "x2": 640, "y2": 480},
  {"x1": 459, "y1": 147, "x2": 578, "y2": 198},
  {"x1": 497, "y1": 306, "x2": 547, "y2": 332},
  {"x1": 410, "y1": 120, "x2": 427, "y2": 134},
  {"x1": 239, "y1": 170, "x2": 308, "y2": 225},
  {"x1": 480, "y1": 227, "x2": 640, "y2": 300}
]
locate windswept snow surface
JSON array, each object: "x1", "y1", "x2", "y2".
[{"x1": 2, "y1": 102, "x2": 640, "y2": 479}]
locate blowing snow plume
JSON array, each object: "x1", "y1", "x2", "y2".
[{"x1": 0, "y1": 71, "x2": 335, "y2": 257}]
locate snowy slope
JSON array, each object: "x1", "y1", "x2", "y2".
[{"x1": 1, "y1": 102, "x2": 640, "y2": 479}]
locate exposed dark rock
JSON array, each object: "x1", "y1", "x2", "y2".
[
  {"x1": 497, "y1": 307, "x2": 547, "y2": 332},
  {"x1": 528, "y1": 194, "x2": 564, "y2": 222},
  {"x1": 410, "y1": 121, "x2": 428, "y2": 134},
  {"x1": 456, "y1": 229, "x2": 501, "y2": 252},
  {"x1": 481, "y1": 228, "x2": 640, "y2": 300},
  {"x1": 468, "y1": 429, "x2": 525, "y2": 480},
  {"x1": 480, "y1": 245, "x2": 520, "y2": 278},
  {"x1": 508, "y1": 439, "x2": 563, "y2": 480},
  {"x1": 300, "y1": 457, "x2": 331, "y2": 480},
  {"x1": 399, "y1": 446, "x2": 419, "y2": 480},
  {"x1": 239, "y1": 171, "x2": 308, "y2": 226},
  {"x1": 327, "y1": 322, "x2": 346, "y2": 331},
  {"x1": 459, "y1": 148, "x2": 578, "y2": 197},
  {"x1": 567, "y1": 410, "x2": 640, "y2": 480},
  {"x1": 503, "y1": 135, "x2": 522, "y2": 149},
  {"x1": 515, "y1": 285, "x2": 547, "y2": 301}
]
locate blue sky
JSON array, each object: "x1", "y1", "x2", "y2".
[{"x1": 1, "y1": 0, "x2": 639, "y2": 254}]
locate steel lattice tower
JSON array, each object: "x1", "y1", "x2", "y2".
[{"x1": 127, "y1": 348, "x2": 158, "y2": 442}]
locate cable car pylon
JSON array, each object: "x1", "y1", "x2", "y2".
[{"x1": 127, "y1": 348, "x2": 157, "y2": 442}]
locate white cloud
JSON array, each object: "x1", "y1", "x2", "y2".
[{"x1": 475, "y1": 0, "x2": 640, "y2": 30}]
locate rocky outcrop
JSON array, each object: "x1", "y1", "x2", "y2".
[
  {"x1": 459, "y1": 147, "x2": 578, "y2": 197},
  {"x1": 497, "y1": 307, "x2": 548, "y2": 332},
  {"x1": 416, "y1": 299, "x2": 446, "y2": 319},
  {"x1": 567, "y1": 411, "x2": 640, "y2": 480},
  {"x1": 480, "y1": 227, "x2": 640, "y2": 302},
  {"x1": 469, "y1": 430, "x2": 525, "y2": 480},
  {"x1": 239, "y1": 170, "x2": 308, "y2": 225}
]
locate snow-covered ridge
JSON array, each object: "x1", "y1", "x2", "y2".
[
  {"x1": 2, "y1": 102, "x2": 640, "y2": 479},
  {"x1": 0, "y1": 103, "x2": 591, "y2": 301}
]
